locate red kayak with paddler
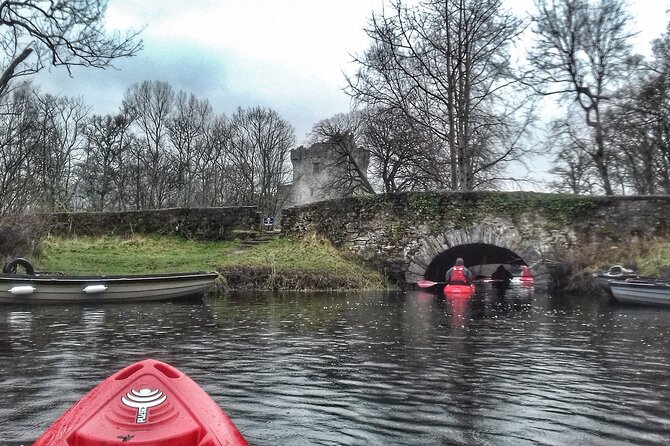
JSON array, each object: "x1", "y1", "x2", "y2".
[{"x1": 418, "y1": 257, "x2": 476, "y2": 297}]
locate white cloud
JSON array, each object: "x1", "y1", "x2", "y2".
[
  {"x1": 86, "y1": 0, "x2": 381, "y2": 140},
  {"x1": 631, "y1": 1, "x2": 670, "y2": 55}
]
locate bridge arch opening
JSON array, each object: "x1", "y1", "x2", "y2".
[{"x1": 424, "y1": 243, "x2": 528, "y2": 283}]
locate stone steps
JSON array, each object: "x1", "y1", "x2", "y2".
[{"x1": 239, "y1": 231, "x2": 281, "y2": 248}]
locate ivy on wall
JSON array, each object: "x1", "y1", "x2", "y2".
[{"x1": 351, "y1": 191, "x2": 600, "y2": 230}]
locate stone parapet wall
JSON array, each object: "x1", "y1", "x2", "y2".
[
  {"x1": 281, "y1": 191, "x2": 670, "y2": 285},
  {"x1": 46, "y1": 207, "x2": 260, "y2": 240}
]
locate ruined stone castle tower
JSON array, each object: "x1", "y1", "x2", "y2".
[{"x1": 279, "y1": 138, "x2": 370, "y2": 208}]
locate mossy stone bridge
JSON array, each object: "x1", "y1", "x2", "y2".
[{"x1": 280, "y1": 192, "x2": 670, "y2": 287}]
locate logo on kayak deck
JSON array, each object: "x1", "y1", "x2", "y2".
[{"x1": 121, "y1": 388, "x2": 167, "y2": 423}]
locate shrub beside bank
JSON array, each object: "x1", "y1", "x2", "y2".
[{"x1": 34, "y1": 235, "x2": 389, "y2": 291}]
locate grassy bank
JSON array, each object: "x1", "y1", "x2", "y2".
[
  {"x1": 635, "y1": 241, "x2": 670, "y2": 277},
  {"x1": 586, "y1": 239, "x2": 670, "y2": 277},
  {"x1": 29, "y1": 234, "x2": 670, "y2": 293},
  {"x1": 550, "y1": 238, "x2": 670, "y2": 294},
  {"x1": 34, "y1": 234, "x2": 389, "y2": 291}
]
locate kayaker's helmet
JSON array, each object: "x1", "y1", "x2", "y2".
[{"x1": 455, "y1": 257, "x2": 464, "y2": 266}]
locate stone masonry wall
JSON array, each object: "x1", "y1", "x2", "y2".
[
  {"x1": 280, "y1": 191, "x2": 670, "y2": 285},
  {"x1": 46, "y1": 207, "x2": 260, "y2": 240}
]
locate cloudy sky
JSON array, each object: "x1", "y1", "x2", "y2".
[
  {"x1": 35, "y1": 0, "x2": 386, "y2": 143},
  {"x1": 34, "y1": 0, "x2": 670, "y2": 151}
]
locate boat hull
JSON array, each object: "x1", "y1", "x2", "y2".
[
  {"x1": 443, "y1": 283, "x2": 475, "y2": 297},
  {"x1": 34, "y1": 359, "x2": 248, "y2": 446},
  {"x1": 594, "y1": 273, "x2": 638, "y2": 294},
  {"x1": 610, "y1": 281, "x2": 670, "y2": 307},
  {"x1": 0, "y1": 272, "x2": 219, "y2": 304}
]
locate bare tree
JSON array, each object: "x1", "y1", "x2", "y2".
[
  {"x1": 547, "y1": 113, "x2": 599, "y2": 194},
  {"x1": 0, "y1": 0, "x2": 142, "y2": 97},
  {"x1": 612, "y1": 31, "x2": 670, "y2": 195},
  {"x1": 605, "y1": 69, "x2": 670, "y2": 194},
  {"x1": 309, "y1": 111, "x2": 375, "y2": 195},
  {"x1": 78, "y1": 113, "x2": 133, "y2": 210},
  {"x1": 122, "y1": 80, "x2": 175, "y2": 208},
  {"x1": 528, "y1": 0, "x2": 635, "y2": 195},
  {"x1": 0, "y1": 82, "x2": 40, "y2": 215},
  {"x1": 32, "y1": 92, "x2": 87, "y2": 211},
  {"x1": 201, "y1": 115, "x2": 232, "y2": 207},
  {"x1": 362, "y1": 106, "x2": 441, "y2": 192},
  {"x1": 168, "y1": 91, "x2": 213, "y2": 206},
  {"x1": 225, "y1": 106, "x2": 294, "y2": 214},
  {"x1": 347, "y1": 0, "x2": 529, "y2": 191}
]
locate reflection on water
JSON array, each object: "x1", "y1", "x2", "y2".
[{"x1": 1, "y1": 288, "x2": 669, "y2": 445}]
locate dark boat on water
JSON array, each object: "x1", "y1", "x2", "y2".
[
  {"x1": 594, "y1": 264, "x2": 670, "y2": 307},
  {"x1": 609, "y1": 279, "x2": 670, "y2": 307},
  {"x1": 594, "y1": 264, "x2": 639, "y2": 294},
  {"x1": 0, "y1": 258, "x2": 219, "y2": 304}
]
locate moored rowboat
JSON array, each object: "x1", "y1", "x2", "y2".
[
  {"x1": 34, "y1": 359, "x2": 249, "y2": 445},
  {"x1": 0, "y1": 258, "x2": 219, "y2": 304},
  {"x1": 594, "y1": 264, "x2": 639, "y2": 294},
  {"x1": 609, "y1": 280, "x2": 670, "y2": 307},
  {"x1": 0, "y1": 272, "x2": 219, "y2": 304}
]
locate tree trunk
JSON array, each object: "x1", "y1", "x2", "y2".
[{"x1": 0, "y1": 48, "x2": 33, "y2": 97}]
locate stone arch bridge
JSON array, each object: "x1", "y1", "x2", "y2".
[{"x1": 280, "y1": 192, "x2": 670, "y2": 288}]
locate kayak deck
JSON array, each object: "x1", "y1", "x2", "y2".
[
  {"x1": 34, "y1": 359, "x2": 248, "y2": 446},
  {"x1": 443, "y1": 283, "x2": 475, "y2": 297}
]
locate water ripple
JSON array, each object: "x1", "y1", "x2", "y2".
[{"x1": 0, "y1": 292, "x2": 669, "y2": 445}]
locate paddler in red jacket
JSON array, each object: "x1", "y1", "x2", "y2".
[{"x1": 445, "y1": 258, "x2": 473, "y2": 285}]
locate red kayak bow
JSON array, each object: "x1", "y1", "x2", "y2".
[{"x1": 34, "y1": 359, "x2": 249, "y2": 446}]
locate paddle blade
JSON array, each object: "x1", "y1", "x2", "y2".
[{"x1": 417, "y1": 279, "x2": 438, "y2": 288}]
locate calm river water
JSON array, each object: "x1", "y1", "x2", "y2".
[{"x1": 1, "y1": 287, "x2": 669, "y2": 445}]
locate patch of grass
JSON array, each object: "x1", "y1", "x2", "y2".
[
  {"x1": 34, "y1": 234, "x2": 389, "y2": 290},
  {"x1": 35, "y1": 235, "x2": 240, "y2": 275},
  {"x1": 636, "y1": 241, "x2": 670, "y2": 277},
  {"x1": 220, "y1": 235, "x2": 367, "y2": 271},
  {"x1": 584, "y1": 238, "x2": 670, "y2": 278},
  {"x1": 217, "y1": 235, "x2": 388, "y2": 289}
]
